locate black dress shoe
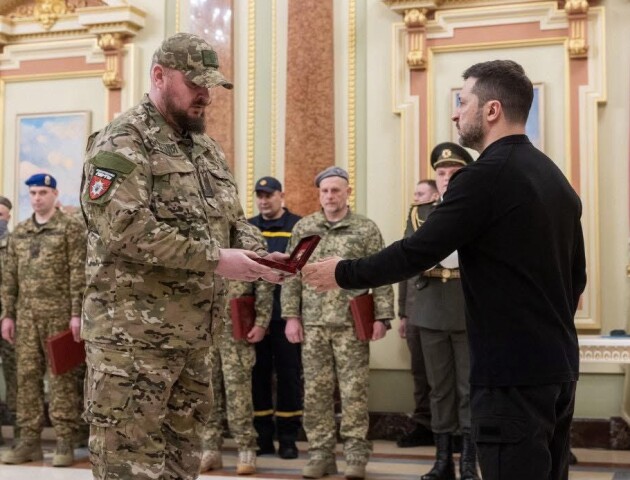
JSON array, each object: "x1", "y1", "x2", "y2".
[
  {"x1": 257, "y1": 443, "x2": 276, "y2": 456},
  {"x1": 396, "y1": 425, "x2": 434, "y2": 448},
  {"x1": 278, "y1": 442, "x2": 299, "y2": 459}
]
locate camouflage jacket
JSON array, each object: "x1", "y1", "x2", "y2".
[
  {"x1": 1, "y1": 210, "x2": 86, "y2": 319},
  {"x1": 223, "y1": 279, "x2": 274, "y2": 329},
  {"x1": 281, "y1": 210, "x2": 394, "y2": 327},
  {"x1": 223, "y1": 229, "x2": 274, "y2": 330},
  {"x1": 80, "y1": 95, "x2": 266, "y2": 349}
]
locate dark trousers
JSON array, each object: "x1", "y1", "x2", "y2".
[
  {"x1": 252, "y1": 321, "x2": 303, "y2": 441},
  {"x1": 405, "y1": 323, "x2": 431, "y2": 429},
  {"x1": 420, "y1": 327, "x2": 470, "y2": 433},
  {"x1": 471, "y1": 382, "x2": 576, "y2": 480}
]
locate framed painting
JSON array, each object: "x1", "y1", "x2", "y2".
[
  {"x1": 15, "y1": 111, "x2": 91, "y2": 221},
  {"x1": 451, "y1": 83, "x2": 545, "y2": 151}
]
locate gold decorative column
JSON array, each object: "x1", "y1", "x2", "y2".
[
  {"x1": 565, "y1": 0, "x2": 589, "y2": 59},
  {"x1": 404, "y1": 8, "x2": 428, "y2": 70},
  {"x1": 97, "y1": 33, "x2": 125, "y2": 90}
]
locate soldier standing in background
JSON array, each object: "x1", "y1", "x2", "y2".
[
  {"x1": 396, "y1": 180, "x2": 438, "y2": 449},
  {"x1": 0, "y1": 195, "x2": 16, "y2": 447},
  {"x1": 414, "y1": 144, "x2": 479, "y2": 480},
  {"x1": 199, "y1": 275, "x2": 274, "y2": 475},
  {"x1": 282, "y1": 166, "x2": 395, "y2": 480},
  {"x1": 0, "y1": 174, "x2": 86, "y2": 467},
  {"x1": 248, "y1": 176, "x2": 302, "y2": 459},
  {"x1": 79, "y1": 33, "x2": 284, "y2": 480}
]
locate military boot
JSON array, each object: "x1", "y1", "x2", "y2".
[
  {"x1": 344, "y1": 460, "x2": 367, "y2": 479},
  {"x1": 1, "y1": 438, "x2": 43, "y2": 464},
  {"x1": 459, "y1": 434, "x2": 481, "y2": 480},
  {"x1": 236, "y1": 449, "x2": 256, "y2": 475},
  {"x1": 302, "y1": 456, "x2": 338, "y2": 479},
  {"x1": 52, "y1": 437, "x2": 75, "y2": 467},
  {"x1": 200, "y1": 450, "x2": 223, "y2": 472},
  {"x1": 421, "y1": 433, "x2": 455, "y2": 480}
]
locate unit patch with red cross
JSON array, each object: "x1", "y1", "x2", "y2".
[{"x1": 89, "y1": 169, "x2": 117, "y2": 200}]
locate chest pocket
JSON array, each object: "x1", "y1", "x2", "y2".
[
  {"x1": 149, "y1": 154, "x2": 207, "y2": 230},
  {"x1": 197, "y1": 162, "x2": 239, "y2": 221}
]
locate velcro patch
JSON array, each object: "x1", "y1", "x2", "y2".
[{"x1": 89, "y1": 169, "x2": 117, "y2": 200}]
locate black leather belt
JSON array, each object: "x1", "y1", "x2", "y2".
[{"x1": 422, "y1": 268, "x2": 460, "y2": 283}]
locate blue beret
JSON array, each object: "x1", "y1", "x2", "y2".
[
  {"x1": 25, "y1": 173, "x2": 57, "y2": 189},
  {"x1": 314, "y1": 166, "x2": 349, "y2": 187}
]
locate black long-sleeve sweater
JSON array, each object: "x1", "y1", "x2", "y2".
[{"x1": 336, "y1": 135, "x2": 587, "y2": 386}]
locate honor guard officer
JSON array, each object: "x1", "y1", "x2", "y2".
[
  {"x1": 396, "y1": 180, "x2": 438, "y2": 449},
  {"x1": 410, "y1": 143, "x2": 480, "y2": 480}
]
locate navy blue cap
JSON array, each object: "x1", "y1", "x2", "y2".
[
  {"x1": 255, "y1": 176, "x2": 282, "y2": 193},
  {"x1": 25, "y1": 173, "x2": 57, "y2": 189},
  {"x1": 314, "y1": 166, "x2": 349, "y2": 187}
]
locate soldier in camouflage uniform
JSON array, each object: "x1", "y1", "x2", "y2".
[
  {"x1": 200, "y1": 274, "x2": 274, "y2": 475},
  {"x1": 282, "y1": 167, "x2": 395, "y2": 480},
  {"x1": 0, "y1": 174, "x2": 86, "y2": 467},
  {"x1": 0, "y1": 195, "x2": 16, "y2": 447},
  {"x1": 79, "y1": 33, "x2": 283, "y2": 480}
]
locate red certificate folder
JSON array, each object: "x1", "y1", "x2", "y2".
[
  {"x1": 350, "y1": 294, "x2": 375, "y2": 341},
  {"x1": 45, "y1": 329, "x2": 86, "y2": 376},
  {"x1": 230, "y1": 296, "x2": 256, "y2": 340},
  {"x1": 253, "y1": 235, "x2": 321, "y2": 273}
]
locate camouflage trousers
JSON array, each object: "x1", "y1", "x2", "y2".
[
  {"x1": 200, "y1": 322, "x2": 256, "y2": 451},
  {"x1": 0, "y1": 338, "x2": 16, "y2": 414},
  {"x1": 302, "y1": 326, "x2": 371, "y2": 463},
  {"x1": 84, "y1": 343, "x2": 213, "y2": 480},
  {"x1": 15, "y1": 309, "x2": 79, "y2": 440}
]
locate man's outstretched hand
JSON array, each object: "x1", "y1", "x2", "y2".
[
  {"x1": 301, "y1": 256, "x2": 343, "y2": 292},
  {"x1": 216, "y1": 249, "x2": 288, "y2": 284}
]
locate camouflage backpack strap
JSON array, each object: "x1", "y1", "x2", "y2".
[{"x1": 83, "y1": 152, "x2": 137, "y2": 205}]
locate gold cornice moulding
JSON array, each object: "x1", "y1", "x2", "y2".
[
  {"x1": 0, "y1": 2, "x2": 145, "y2": 42},
  {"x1": 34, "y1": 0, "x2": 69, "y2": 30}
]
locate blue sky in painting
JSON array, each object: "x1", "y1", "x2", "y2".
[{"x1": 17, "y1": 113, "x2": 88, "y2": 220}]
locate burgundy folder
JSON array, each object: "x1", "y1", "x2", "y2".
[
  {"x1": 230, "y1": 296, "x2": 256, "y2": 340},
  {"x1": 253, "y1": 235, "x2": 321, "y2": 273},
  {"x1": 350, "y1": 294, "x2": 375, "y2": 341},
  {"x1": 46, "y1": 329, "x2": 86, "y2": 376}
]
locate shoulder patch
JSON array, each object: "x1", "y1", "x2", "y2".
[
  {"x1": 89, "y1": 169, "x2": 117, "y2": 200},
  {"x1": 89, "y1": 152, "x2": 136, "y2": 174}
]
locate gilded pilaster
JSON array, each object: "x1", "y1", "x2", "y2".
[
  {"x1": 565, "y1": 0, "x2": 589, "y2": 59},
  {"x1": 404, "y1": 8, "x2": 428, "y2": 70},
  {"x1": 97, "y1": 32, "x2": 125, "y2": 90}
]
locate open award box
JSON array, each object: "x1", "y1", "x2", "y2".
[{"x1": 253, "y1": 234, "x2": 321, "y2": 273}]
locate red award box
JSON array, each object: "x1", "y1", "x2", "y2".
[
  {"x1": 46, "y1": 329, "x2": 86, "y2": 376},
  {"x1": 230, "y1": 296, "x2": 256, "y2": 340},
  {"x1": 349, "y1": 294, "x2": 375, "y2": 341},
  {"x1": 253, "y1": 235, "x2": 321, "y2": 273}
]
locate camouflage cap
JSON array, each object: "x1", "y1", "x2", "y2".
[{"x1": 153, "y1": 32, "x2": 233, "y2": 90}]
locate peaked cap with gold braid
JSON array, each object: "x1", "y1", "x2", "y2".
[{"x1": 430, "y1": 142, "x2": 474, "y2": 170}]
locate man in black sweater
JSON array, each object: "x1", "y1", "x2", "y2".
[{"x1": 302, "y1": 60, "x2": 586, "y2": 480}]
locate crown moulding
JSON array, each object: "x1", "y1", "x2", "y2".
[{"x1": 0, "y1": 1, "x2": 145, "y2": 44}]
